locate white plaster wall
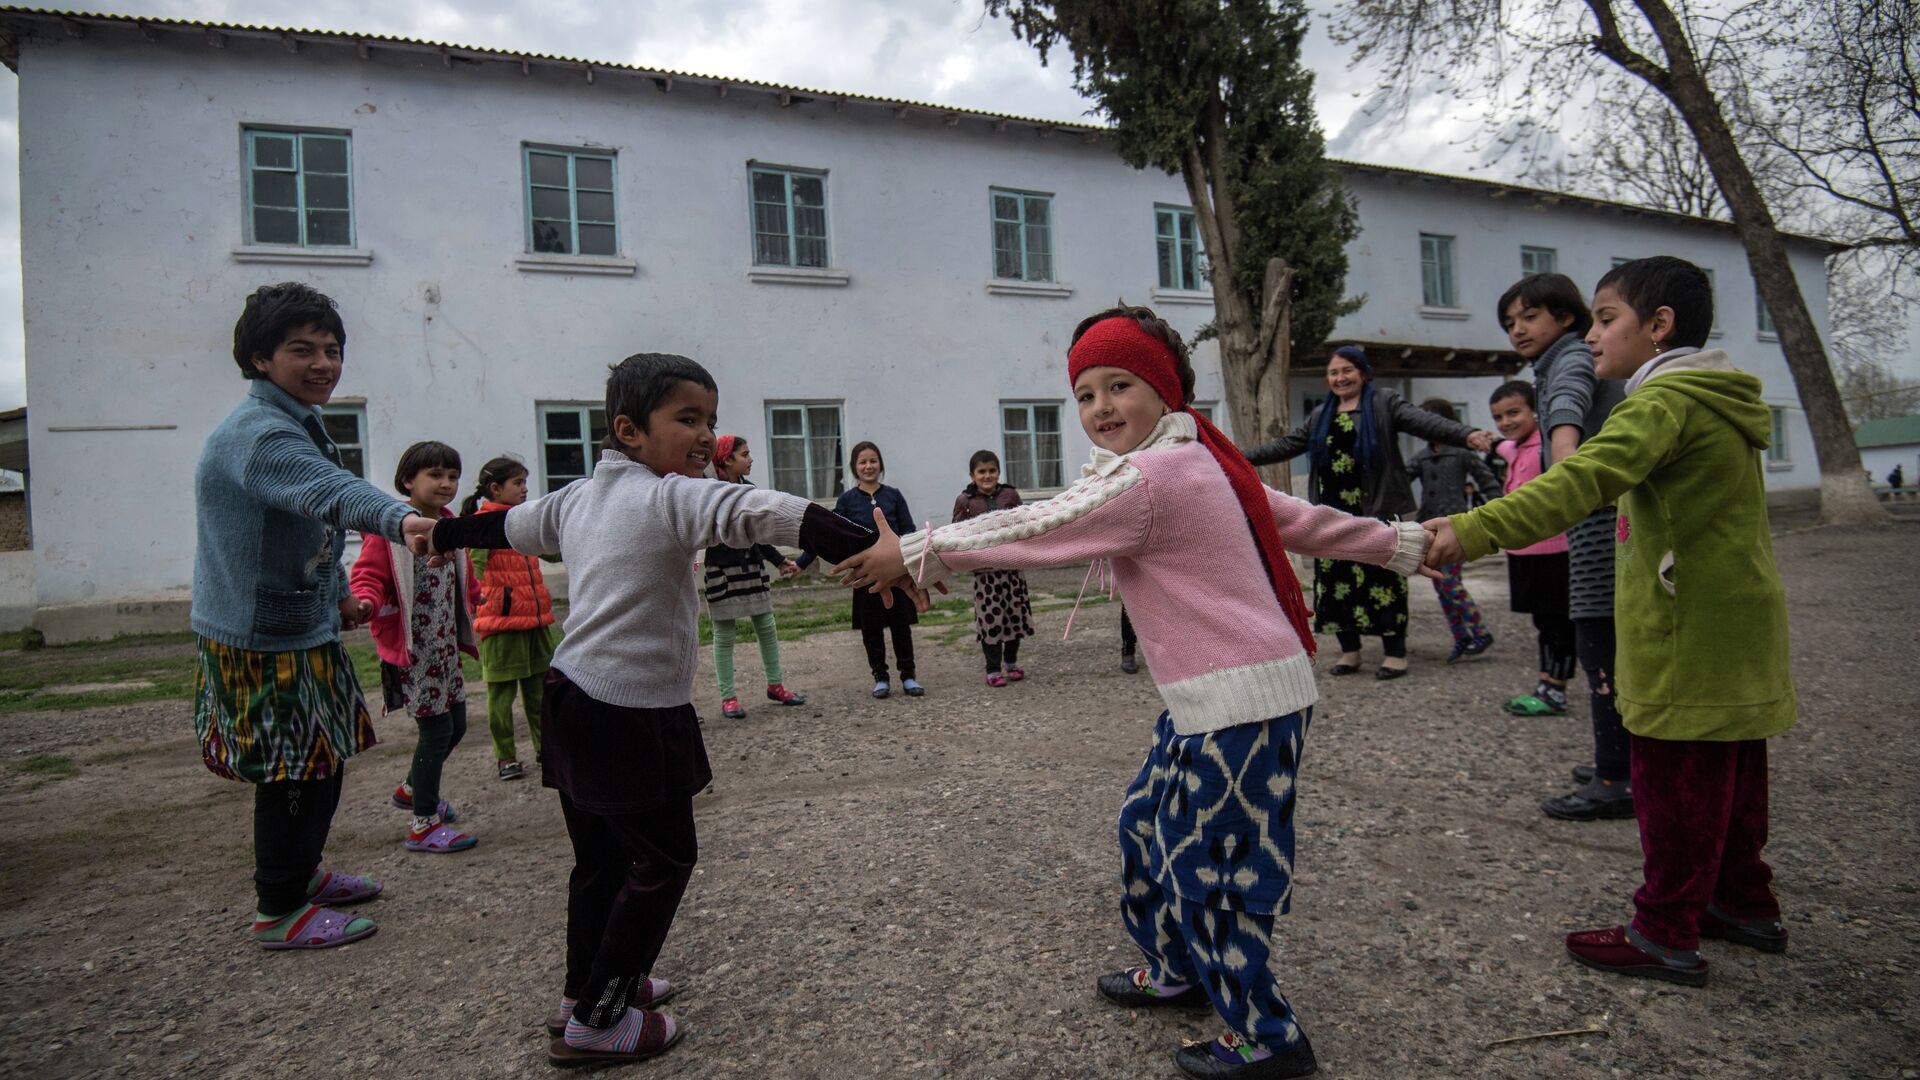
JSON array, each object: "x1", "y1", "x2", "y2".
[
  {"x1": 13, "y1": 27, "x2": 1840, "y2": 611},
  {"x1": 0, "y1": 549, "x2": 32, "y2": 631},
  {"x1": 1861, "y1": 444, "x2": 1920, "y2": 484}
]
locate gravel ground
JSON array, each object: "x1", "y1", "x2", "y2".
[{"x1": 1, "y1": 524, "x2": 1915, "y2": 1079}]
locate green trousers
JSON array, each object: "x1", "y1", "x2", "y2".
[
  {"x1": 714, "y1": 612, "x2": 783, "y2": 699},
  {"x1": 485, "y1": 674, "x2": 544, "y2": 762}
]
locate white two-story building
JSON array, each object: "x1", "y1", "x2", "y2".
[{"x1": 0, "y1": 9, "x2": 1837, "y2": 637}]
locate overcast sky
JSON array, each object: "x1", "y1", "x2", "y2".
[{"x1": 0, "y1": 1, "x2": 1904, "y2": 409}]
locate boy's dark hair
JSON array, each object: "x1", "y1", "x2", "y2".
[
  {"x1": 849, "y1": 440, "x2": 885, "y2": 476},
  {"x1": 604, "y1": 353, "x2": 718, "y2": 444},
  {"x1": 394, "y1": 441, "x2": 462, "y2": 495},
  {"x1": 460, "y1": 454, "x2": 528, "y2": 516},
  {"x1": 1495, "y1": 272, "x2": 1593, "y2": 337},
  {"x1": 1490, "y1": 381, "x2": 1536, "y2": 409},
  {"x1": 968, "y1": 449, "x2": 1000, "y2": 472},
  {"x1": 1418, "y1": 398, "x2": 1458, "y2": 422},
  {"x1": 1595, "y1": 256, "x2": 1714, "y2": 349},
  {"x1": 1070, "y1": 305, "x2": 1197, "y2": 406},
  {"x1": 231, "y1": 282, "x2": 348, "y2": 378}
]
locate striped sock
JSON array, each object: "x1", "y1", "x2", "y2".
[{"x1": 563, "y1": 1007, "x2": 675, "y2": 1054}]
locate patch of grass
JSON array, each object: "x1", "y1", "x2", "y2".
[{"x1": 15, "y1": 754, "x2": 79, "y2": 779}]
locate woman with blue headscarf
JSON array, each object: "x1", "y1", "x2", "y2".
[{"x1": 1245, "y1": 346, "x2": 1494, "y2": 678}]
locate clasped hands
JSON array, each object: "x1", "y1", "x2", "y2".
[{"x1": 832, "y1": 508, "x2": 945, "y2": 611}]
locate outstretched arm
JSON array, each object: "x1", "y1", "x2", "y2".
[{"x1": 1266, "y1": 488, "x2": 1428, "y2": 576}]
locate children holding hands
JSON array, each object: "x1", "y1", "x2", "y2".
[{"x1": 1425, "y1": 257, "x2": 1796, "y2": 986}]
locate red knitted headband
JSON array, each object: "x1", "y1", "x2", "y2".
[
  {"x1": 1067, "y1": 317, "x2": 1186, "y2": 411},
  {"x1": 713, "y1": 434, "x2": 740, "y2": 478}
]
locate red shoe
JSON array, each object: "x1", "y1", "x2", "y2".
[
  {"x1": 720, "y1": 696, "x2": 746, "y2": 719},
  {"x1": 1565, "y1": 925, "x2": 1707, "y2": 986},
  {"x1": 766, "y1": 683, "x2": 807, "y2": 706},
  {"x1": 1005, "y1": 666, "x2": 1025, "y2": 682}
]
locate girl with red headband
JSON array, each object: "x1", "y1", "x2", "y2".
[
  {"x1": 703, "y1": 434, "x2": 806, "y2": 719},
  {"x1": 835, "y1": 307, "x2": 1433, "y2": 1080}
]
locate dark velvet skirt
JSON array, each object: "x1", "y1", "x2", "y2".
[{"x1": 540, "y1": 669, "x2": 712, "y2": 814}]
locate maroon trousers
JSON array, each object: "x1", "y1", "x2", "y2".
[{"x1": 1629, "y1": 734, "x2": 1779, "y2": 950}]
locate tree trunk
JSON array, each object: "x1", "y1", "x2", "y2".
[{"x1": 1617, "y1": 0, "x2": 1888, "y2": 525}]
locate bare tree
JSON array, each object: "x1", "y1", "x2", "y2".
[
  {"x1": 1829, "y1": 253, "x2": 1920, "y2": 423},
  {"x1": 1334, "y1": 0, "x2": 1890, "y2": 524}
]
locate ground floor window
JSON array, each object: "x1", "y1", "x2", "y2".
[
  {"x1": 539, "y1": 403, "x2": 608, "y2": 492},
  {"x1": 767, "y1": 402, "x2": 844, "y2": 499},
  {"x1": 319, "y1": 404, "x2": 367, "y2": 479},
  {"x1": 1001, "y1": 401, "x2": 1065, "y2": 490}
]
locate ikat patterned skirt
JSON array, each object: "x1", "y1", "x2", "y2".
[
  {"x1": 1119, "y1": 708, "x2": 1311, "y2": 917},
  {"x1": 193, "y1": 636, "x2": 377, "y2": 784}
]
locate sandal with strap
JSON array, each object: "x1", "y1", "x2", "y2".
[
  {"x1": 1005, "y1": 666, "x2": 1025, "y2": 682},
  {"x1": 306, "y1": 870, "x2": 383, "y2": 906},
  {"x1": 389, "y1": 785, "x2": 459, "y2": 821},
  {"x1": 549, "y1": 1010, "x2": 684, "y2": 1067},
  {"x1": 406, "y1": 822, "x2": 478, "y2": 853},
  {"x1": 546, "y1": 978, "x2": 677, "y2": 1036},
  {"x1": 256, "y1": 906, "x2": 378, "y2": 951}
]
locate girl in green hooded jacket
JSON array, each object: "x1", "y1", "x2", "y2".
[{"x1": 1424, "y1": 256, "x2": 1795, "y2": 989}]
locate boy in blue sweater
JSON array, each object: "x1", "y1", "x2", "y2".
[{"x1": 192, "y1": 282, "x2": 437, "y2": 950}]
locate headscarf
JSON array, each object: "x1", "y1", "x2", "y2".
[
  {"x1": 1067, "y1": 316, "x2": 1316, "y2": 655},
  {"x1": 713, "y1": 434, "x2": 741, "y2": 481},
  {"x1": 1308, "y1": 345, "x2": 1379, "y2": 479}
]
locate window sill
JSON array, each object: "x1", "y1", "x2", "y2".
[
  {"x1": 516, "y1": 253, "x2": 638, "y2": 276},
  {"x1": 1766, "y1": 461, "x2": 1794, "y2": 471},
  {"x1": 1418, "y1": 306, "x2": 1471, "y2": 321},
  {"x1": 748, "y1": 266, "x2": 851, "y2": 287},
  {"x1": 231, "y1": 245, "x2": 374, "y2": 267},
  {"x1": 987, "y1": 280, "x2": 1075, "y2": 299},
  {"x1": 1759, "y1": 331, "x2": 1780, "y2": 342},
  {"x1": 1150, "y1": 288, "x2": 1213, "y2": 307}
]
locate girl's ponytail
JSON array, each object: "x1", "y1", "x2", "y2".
[{"x1": 464, "y1": 455, "x2": 528, "y2": 516}]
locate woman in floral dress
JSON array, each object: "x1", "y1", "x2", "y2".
[{"x1": 1244, "y1": 346, "x2": 1493, "y2": 678}]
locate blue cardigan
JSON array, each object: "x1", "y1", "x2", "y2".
[
  {"x1": 796, "y1": 484, "x2": 913, "y2": 568},
  {"x1": 191, "y1": 379, "x2": 412, "y2": 651}
]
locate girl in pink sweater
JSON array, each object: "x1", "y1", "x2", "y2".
[{"x1": 837, "y1": 308, "x2": 1429, "y2": 1080}]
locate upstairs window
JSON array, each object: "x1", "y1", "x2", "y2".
[
  {"x1": 992, "y1": 189, "x2": 1055, "y2": 282},
  {"x1": 1767, "y1": 406, "x2": 1791, "y2": 466},
  {"x1": 245, "y1": 129, "x2": 353, "y2": 247},
  {"x1": 1156, "y1": 206, "x2": 1203, "y2": 291},
  {"x1": 526, "y1": 148, "x2": 618, "y2": 256},
  {"x1": 750, "y1": 166, "x2": 830, "y2": 268},
  {"x1": 1419, "y1": 233, "x2": 1457, "y2": 308},
  {"x1": 1520, "y1": 245, "x2": 1557, "y2": 275}
]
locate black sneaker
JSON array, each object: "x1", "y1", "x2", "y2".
[
  {"x1": 1096, "y1": 968, "x2": 1209, "y2": 1009},
  {"x1": 1121, "y1": 652, "x2": 1140, "y2": 674},
  {"x1": 1446, "y1": 640, "x2": 1471, "y2": 664},
  {"x1": 1173, "y1": 1034, "x2": 1318, "y2": 1079},
  {"x1": 1464, "y1": 633, "x2": 1494, "y2": 657},
  {"x1": 1541, "y1": 778, "x2": 1634, "y2": 821}
]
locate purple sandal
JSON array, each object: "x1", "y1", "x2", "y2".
[
  {"x1": 406, "y1": 823, "x2": 478, "y2": 853},
  {"x1": 256, "y1": 906, "x2": 378, "y2": 951},
  {"x1": 389, "y1": 787, "x2": 459, "y2": 821},
  {"x1": 306, "y1": 870, "x2": 383, "y2": 906}
]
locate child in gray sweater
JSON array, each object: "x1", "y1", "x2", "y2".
[{"x1": 431, "y1": 352, "x2": 878, "y2": 1068}]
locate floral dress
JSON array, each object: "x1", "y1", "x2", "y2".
[
  {"x1": 1311, "y1": 409, "x2": 1409, "y2": 639},
  {"x1": 379, "y1": 558, "x2": 466, "y2": 718}
]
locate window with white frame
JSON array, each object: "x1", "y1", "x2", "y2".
[
  {"x1": 245, "y1": 128, "x2": 353, "y2": 247},
  {"x1": 1768, "y1": 407, "x2": 1791, "y2": 466},
  {"x1": 1002, "y1": 401, "x2": 1065, "y2": 489},
  {"x1": 750, "y1": 166, "x2": 829, "y2": 268},
  {"x1": 1757, "y1": 289, "x2": 1776, "y2": 337},
  {"x1": 526, "y1": 147, "x2": 618, "y2": 256},
  {"x1": 1520, "y1": 246, "x2": 1557, "y2": 275},
  {"x1": 319, "y1": 404, "x2": 367, "y2": 479},
  {"x1": 1419, "y1": 233, "x2": 1458, "y2": 308},
  {"x1": 767, "y1": 403, "x2": 844, "y2": 500},
  {"x1": 539, "y1": 404, "x2": 609, "y2": 492},
  {"x1": 1156, "y1": 206, "x2": 1203, "y2": 291},
  {"x1": 992, "y1": 188, "x2": 1055, "y2": 282}
]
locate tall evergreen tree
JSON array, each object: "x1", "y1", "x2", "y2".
[{"x1": 988, "y1": 0, "x2": 1361, "y2": 471}]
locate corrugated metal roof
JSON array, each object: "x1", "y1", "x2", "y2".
[
  {"x1": 1855, "y1": 415, "x2": 1920, "y2": 449},
  {"x1": 0, "y1": 6, "x2": 1841, "y2": 249}
]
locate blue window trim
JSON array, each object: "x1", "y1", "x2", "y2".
[
  {"x1": 537, "y1": 402, "x2": 609, "y2": 494},
  {"x1": 765, "y1": 401, "x2": 846, "y2": 500},
  {"x1": 990, "y1": 187, "x2": 1056, "y2": 282},
  {"x1": 748, "y1": 165, "x2": 831, "y2": 268},
  {"x1": 1520, "y1": 245, "x2": 1557, "y2": 275},
  {"x1": 244, "y1": 128, "x2": 354, "y2": 248},
  {"x1": 523, "y1": 145, "x2": 620, "y2": 256},
  {"x1": 1156, "y1": 205, "x2": 1203, "y2": 291},
  {"x1": 999, "y1": 400, "x2": 1066, "y2": 490}
]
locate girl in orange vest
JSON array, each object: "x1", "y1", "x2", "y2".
[{"x1": 461, "y1": 456, "x2": 560, "y2": 780}]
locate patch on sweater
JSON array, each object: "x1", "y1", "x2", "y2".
[{"x1": 1616, "y1": 514, "x2": 1631, "y2": 544}]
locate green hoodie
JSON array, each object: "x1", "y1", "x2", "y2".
[{"x1": 1450, "y1": 350, "x2": 1796, "y2": 742}]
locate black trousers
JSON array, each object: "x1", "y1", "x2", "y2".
[
  {"x1": 1532, "y1": 611, "x2": 1578, "y2": 681},
  {"x1": 1575, "y1": 617, "x2": 1630, "y2": 781},
  {"x1": 253, "y1": 771, "x2": 345, "y2": 917},
  {"x1": 1335, "y1": 631, "x2": 1407, "y2": 659},
  {"x1": 982, "y1": 638, "x2": 1023, "y2": 671},
  {"x1": 561, "y1": 790, "x2": 699, "y2": 1026},
  {"x1": 861, "y1": 622, "x2": 915, "y2": 681},
  {"x1": 406, "y1": 702, "x2": 467, "y2": 817},
  {"x1": 1120, "y1": 606, "x2": 1137, "y2": 654}
]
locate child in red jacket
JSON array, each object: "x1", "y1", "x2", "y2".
[{"x1": 351, "y1": 441, "x2": 482, "y2": 853}]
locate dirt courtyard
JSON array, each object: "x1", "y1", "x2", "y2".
[{"x1": 1, "y1": 524, "x2": 1916, "y2": 1079}]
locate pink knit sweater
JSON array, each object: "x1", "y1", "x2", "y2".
[{"x1": 899, "y1": 413, "x2": 1426, "y2": 734}]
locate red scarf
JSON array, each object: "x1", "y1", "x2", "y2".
[
  {"x1": 713, "y1": 434, "x2": 740, "y2": 480},
  {"x1": 1067, "y1": 317, "x2": 1316, "y2": 656}
]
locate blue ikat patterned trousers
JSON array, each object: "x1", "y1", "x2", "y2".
[{"x1": 1117, "y1": 709, "x2": 1311, "y2": 1051}]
